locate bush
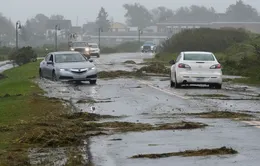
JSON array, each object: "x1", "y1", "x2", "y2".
[
  {"x1": 9, "y1": 47, "x2": 37, "y2": 66},
  {"x1": 217, "y1": 41, "x2": 260, "y2": 81},
  {"x1": 0, "y1": 47, "x2": 13, "y2": 60},
  {"x1": 161, "y1": 28, "x2": 249, "y2": 53}
]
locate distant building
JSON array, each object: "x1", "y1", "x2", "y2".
[
  {"x1": 45, "y1": 20, "x2": 72, "y2": 40},
  {"x1": 109, "y1": 22, "x2": 129, "y2": 32},
  {"x1": 128, "y1": 27, "x2": 138, "y2": 32},
  {"x1": 83, "y1": 22, "x2": 98, "y2": 34},
  {"x1": 143, "y1": 26, "x2": 158, "y2": 33},
  {"x1": 156, "y1": 13, "x2": 260, "y2": 34},
  {"x1": 71, "y1": 26, "x2": 82, "y2": 34}
]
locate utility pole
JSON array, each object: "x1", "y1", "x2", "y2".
[
  {"x1": 138, "y1": 29, "x2": 142, "y2": 45},
  {"x1": 15, "y1": 21, "x2": 21, "y2": 49},
  {"x1": 98, "y1": 27, "x2": 102, "y2": 48},
  {"x1": 55, "y1": 24, "x2": 60, "y2": 51}
]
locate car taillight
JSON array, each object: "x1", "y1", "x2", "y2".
[
  {"x1": 210, "y1": 64, "x2": 221, "y2": 69},
  {"x1": 178, "y1": 63, "x2": 191, "y2": 68}
]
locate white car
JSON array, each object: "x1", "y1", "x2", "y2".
[
  {"x1": 88, "y1": 43, "x2": 100, "y2": 58},
  {"x1": 170, "y1": 51, "x2": 222, "y2": 89}
]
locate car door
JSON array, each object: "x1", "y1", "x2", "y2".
[
  {"x1": 45, "y1": 54, "x2": 55, "y2": 78},
  {"x1": 171, "y1": 53, "x2": 182, "y2": 78},
  {"x1": 40, "y1": 54, "x2": 50, "y2": 77}
]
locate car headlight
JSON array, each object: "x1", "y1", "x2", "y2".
[
  {"x1": 70, "y1": 48, "x2": 74, "y2": 51},
  {"x1": 85, "y1": 47, "x2": 90, "y2": 51},
  {"x1": 88, "y1": 67, "x2": 96, "y2": 70},
  {"x1": 59, "y1": 68, "x2": 69, "y2": 71},
  {"x1": 141, "y1": 46, "x2": 143, "y2": 49}
]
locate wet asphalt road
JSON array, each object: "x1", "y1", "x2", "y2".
[
  {"x1": 36, "y1": 52, "x2": 260, "y2": 166},
  {"x1": 2, "y1": 53, "x2": 260, "y2": 165}
]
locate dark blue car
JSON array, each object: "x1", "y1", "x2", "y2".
[{"x1": 141, "y1": 41, "x2": 157, "y2": 53}]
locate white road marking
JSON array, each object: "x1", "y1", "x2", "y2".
[
  {"x1": 138, "y1": 80, "x2": 189, "y2": 100},
  {"x1": 138, "y1": 81, "x2": 260, "y2": 129}
]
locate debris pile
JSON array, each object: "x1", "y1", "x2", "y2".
[{"x1": 130, "y1": 146, "x2": 238, "y2": 159}]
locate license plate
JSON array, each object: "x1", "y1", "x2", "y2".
[{"x1": 196, "y1": 77, "x2": 204, "y2": 81}]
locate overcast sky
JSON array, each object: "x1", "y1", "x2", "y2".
[{"x1": 0, "y1": 0, "x2": 258, "y2": 25}]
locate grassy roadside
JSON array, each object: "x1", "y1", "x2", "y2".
[{"x1": 0, "y1": 60, "x2": 69, "y2": 165}]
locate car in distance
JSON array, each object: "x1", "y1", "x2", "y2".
[
  {"x1": 141, "y1": 41, "x2": 157, "y2": 53},
  {"x1": 88, "y1": 42, "x2": 100, "y2": 58},
  {"x1": 70, "y1": 41, "x2": 91, "y2": 59},
  {"x1": 169, "y1": 51, "x2": 222, "y2": 89},
  {"x1": 39, "y1": 51, "x2": 97, "y2": 84}
]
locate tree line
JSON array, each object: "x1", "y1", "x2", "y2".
[
  {"x1": 97, "y1": 0, "x2": 260, "y2": 29},
  {"x1": 0, "y1": 0, "x2": 259, "y2": 43}
]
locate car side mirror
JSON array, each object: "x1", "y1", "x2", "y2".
[
  {"x1": 169, "y1": 60, "x2": 175, "y2": 65},
  {"x1": 89, "y1": 59, "x2": 93, "y2": 63},
  {"x1": 47, "y1": 61, "x2": 53, "y2": 65}
]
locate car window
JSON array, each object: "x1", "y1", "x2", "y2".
[
  {"x1": 176, "y1": 54, "x2": 182, "y2": 62},
  {"x1": 72, "y1": 42, "x2": 87, "y2": 47},
  {"x1": 55, "y1": 53, "x2": 87, "y2": 63},
  {"x1": 45, "y1": 54, "x2": 50, "y2": 61},
  {"x1": 89, "y1": 44, "x2": 98, "y2": 48},
  {"x1": 183, "y1": 53, "x2": 215, "y2": 61},
  {"x1": 49, "y1": 54, "x2": 54, "y2": 62}
]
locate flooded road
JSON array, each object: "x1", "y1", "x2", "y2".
[{"x1": 27, "y1": 52, "x2": 260, "y2": 165}]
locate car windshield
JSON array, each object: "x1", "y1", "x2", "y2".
[
  {"x1": 184, "y1": 53, "x2": 215, "y2": 61},
  {"x1": 72, "y1": 42, "x2": 87, "y2": 47},
  {"x1": 89, "y1": 44, "x2": 98, "y2": 48},
  {"x1": 55, "y1": 53, "x2": 87, "y2": 63},
  {"x1": 145, "y1": 41, "x2": 154, "y2": 45}
]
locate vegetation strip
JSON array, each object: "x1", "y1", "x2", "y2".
[
  {"x1": 130, "y1": 147, "x2": 238, "y2": 159},
  {"x1": 98, "y1": 62, "x2": 170, "y2": 79},
  {"x1": 186, "y1": 94, "x2": 229, "y2": 98},
  {"x1": 186, "y1": 111, "x2": 253, "y2": 119}
]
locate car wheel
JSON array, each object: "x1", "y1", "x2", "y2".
[
  {"x1": 174, "y1": 74, "x2": 181, "y2": 88},
  {"x1": 39, "y1": 69, "x2": 43, "y2": 79},
  {"x1": 89, "y1": 80, "x2": 96, "y2": 85},
  {"x1": 215, "y1": 84, "x2": 222, "y2": 89},
  {"x1": 170, "y1": 75, "x2": 175, "y2": 88},
  {"x1": 75, "y1": 81, "x2": 81, "y2": 84},
  {"x1": 52, "y1": 71, "x2": 57, "y2": 81},
  {"x1": 209, "y1": 84, "x2": 214, "y2": 89},
  {"x1": 97, "y1": 54, "x2": 100, "y2": 58}
]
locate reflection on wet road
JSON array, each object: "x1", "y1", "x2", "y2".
[{"x1": 36, "y1": 52, "x2": 260, "y2": 166}]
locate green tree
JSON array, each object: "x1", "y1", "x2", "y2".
[
  {"x1": 151, "y1": 7, "x2": 174, "y2": 23},
  {"x1": 96, "y1": 7, "x2": 110, "y2": 32},
  {"x1": 20, "y1": 20, "x2": 33, "y2": 42},
  {"x1": 0, "y1": 13, "x2": 15, "y2": 41},
  {"x1": 28, "y1": 13, "x2": 49, "y2": 35},
  {"x1": 50, "y1": 14, "x2": 65, "y2": 20},
  {"x1": 8, "y1": 47, "x2": 37, "y2": 66},
  {"x1": 123, "y1": 3, "x2": 153, "y2": 28},
  {"x1": 225, "y1": 0, "x2": 259, "y2": 21},
  {"x1": 170, "y1": 5, "x2": 216, "y2": 22}
]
